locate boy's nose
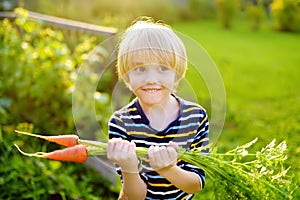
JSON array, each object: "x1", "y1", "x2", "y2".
[{"x1": 144, "y1": 68, "x2": 158, "y2": 84}]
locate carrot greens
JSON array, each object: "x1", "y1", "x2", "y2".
[{"x1": 15, "y1": 130, "x2": 295, "y2": 199}]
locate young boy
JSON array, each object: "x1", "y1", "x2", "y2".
[{"x1": 107, "y1": 17, "x2": 209, "y2": 200}]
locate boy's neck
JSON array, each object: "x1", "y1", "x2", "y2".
[
  {"x1": 138, "y1": 95, "x2": 180, "y2": 131},
  {"x1": 138, "y1": 94, "x2": 175, "y2": 113}
]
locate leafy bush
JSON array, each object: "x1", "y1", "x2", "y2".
[
  {"x1": 179, "y1": 0, "x2": 217, "y2": 20},
  {"x1": 0, "y1": 124, "x2": 119, "y2": 199},
  {"x1": 245, "y1": 2, "x2": 265, "y2": 31},
  {"x1": 0, "y1": 8, "x2": 74, "y2": 133},
  {"x1": 0, "y1": 9, "x2": 118, "y2": 198},
  {"x1": 23, "y1": 0, "x2": 180, "y2": 29},
  {"x1": 270, "y1": 0, "x2": 300, "y2": 32},
  {"x1": 0, "y1": 8, "x2": 112, "y2": 134},
  {"x1": 214, "y1": 0, "x2": 239, "y2": 29}
]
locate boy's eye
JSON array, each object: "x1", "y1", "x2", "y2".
[
  {"x1": 134, "y1": 66, "x2": 145, "y2": 72},
  {"x1": 159, "y1": 65, "x2": 169, "y2": 71}
]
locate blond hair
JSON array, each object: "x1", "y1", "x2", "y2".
[{"x1": 117, "y1": 17, "x2": 187, "y2": 85}]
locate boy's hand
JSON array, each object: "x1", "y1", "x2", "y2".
[
  {"x1": 107, "y1": 138, "x2": 139, "y2": 173},
  {"x1": 148, "y1": 141, "x2": 179, "y2": 171}
]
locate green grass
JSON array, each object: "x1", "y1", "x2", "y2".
[
  {"x1": 173, "y1": 20, "x2": 300, "y2": 199},
  {"x1": 173, "y1": 19, "x2": 300, "y2": 144}
]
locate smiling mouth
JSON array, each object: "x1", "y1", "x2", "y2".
[{"x1": 142, "y1": 88, "x2": 161, "y2": 93}]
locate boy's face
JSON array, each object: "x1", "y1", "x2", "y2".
[{"x1": 127, "y1": 60, "x2": 176, "y2": 106}]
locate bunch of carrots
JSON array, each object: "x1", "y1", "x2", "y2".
[
  {"x1": 14, "y1": 130, "x2": 294, "y2": 199},
  {"x1": 14, "y1": 130, "x2": 108, "y2": 163},
  {"x1": 14, "y1": 130, "x2": 148, "y2": 163}
]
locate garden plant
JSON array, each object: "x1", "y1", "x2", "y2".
[{"x1": 1, "y1": 4, "x2": 300, "y2": 199}]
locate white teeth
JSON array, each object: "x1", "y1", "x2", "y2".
[{"x1": 144, "y1": 89, "x2": 159, "y2": 93}]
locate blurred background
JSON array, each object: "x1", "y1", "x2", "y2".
[{"x1": 1, "y1": 0, "x2": 299, "y2": 199}]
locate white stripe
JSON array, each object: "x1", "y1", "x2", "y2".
[
  {"x1": 177, "y1": 191, "x2": 191, "y2": 199},
  {"x1": 147, "y1": 188, "x2": 180, "y2": 195},
  {"x1": 120, "y1": 115, "x2": 141, "y2": 119},
  {"x1": 196, "y1": 174, "x2": 203, "y2": 190},
  {"x1": 175, "y1": 141, "x2": 189, "y2": 146},
  {"x1": 143, "y1": 166, "x2": 154, "y2": 171},
  {"x1": 172, "y1": 139, "x2": 194, "y2": 146},
  {"x1": 184, "y1": 101, "x2": 199, "y2": 106},
  {"x1": 186, "y1": 194, "x2": 195, "y2": 200},
  {"x1": 108, "y1": 122, "x2": 127, "y2": 132},
  {"x1": 196, "y1": 127, "x2": 206, "y2": 134},
  {"x1": 133, "y1": 139, "x2": 194, "y2": 147},
  {"x1": 185, "y1": 164, "x2": 200, "y2": 169},
  {"x1": 179, "y1": 114, "x2": 204, "y2": 121}
]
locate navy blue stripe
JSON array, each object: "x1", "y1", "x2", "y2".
[{"x1": 108, "y1": 95, "x2": 209, "y2": 199}]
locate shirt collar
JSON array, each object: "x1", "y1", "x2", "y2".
[{"x1": 133, "y1": 94, "x2": 183, "y2": 125}]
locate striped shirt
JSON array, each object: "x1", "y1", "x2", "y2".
[{"x1": 108, "y1": 95, "x2": 209, "y2": 200}]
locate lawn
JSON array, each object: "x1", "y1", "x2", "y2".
[{"x1": 173, "y1": 19, "x2": 300, "y2": 199}]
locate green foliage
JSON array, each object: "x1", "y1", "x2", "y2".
[
  {"x1": 174, "y1": 19, "x2": 300, "y2": 199},
  {"x1": 23, "y1": 0, "x2": 180, "y2": 29},
  {"x1": 0, "y1": 8, "x2": 74, "y2": 133},
  {"x1": 245, "y1": 1, "x2": 265, "y2": 31},
  {"x1": 1, "y1": 9, "x2": 117, "y2": 198},
  {"x1": 196, "y1": 139, "x2": 295, "y2": 199},
  {"x1": 214, "y1": 0, "x2": 239, "y2": 29},
  {"x1": 0, "y1": 124, "x2": 119, "y2": 199},
  {"x1": 220, "y1": 139, "x2": 294, "y2": 199},
  {"x1": 72, "y1": 44, "x2": 112, "y2": 141},
  {"x1": 1, "y1": 6, "x2": 299, "y2": 200},
  {"x1": 14, "y1": 129, "x2": 297, "y2": 199},
  {"x1": 0, "y1": 8, "x2": 111, "y2": 135},
  {"x1": 270, "y1": 0, "x2": 300, "y2": 32},
  {"x1": 184, "y1": 0, "x2": 217, "y2": 20}
]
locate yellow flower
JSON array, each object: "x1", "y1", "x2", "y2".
[{"x1": 271, "y1": 0, "x2": 284, "y2": 12}]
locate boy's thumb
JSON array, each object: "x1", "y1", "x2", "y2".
[{"x1": 169, "y1": 141, "x2": 179, "y2": 151}]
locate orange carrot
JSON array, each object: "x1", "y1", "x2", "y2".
[
  {"x1": 15, "y1": 130, "x2": 79, "y2": 147},
  {"x1": 15, "y1": 144, "x2": 88, "y2": 163}
]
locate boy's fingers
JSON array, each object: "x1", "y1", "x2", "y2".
[
  {"x1": 148, "y1": 145, "x2": 177, "y2": 170},
  {"x1": 106, "y1": 143, "x2": 113, "y2": 158},
  {"x1": 167, "y1": 146, "x2": 178, "y2": 161},
  {"x1": 107, "y1": 139, "x2": 118, "y2": 159},
  {"x1": 107, "y1": 138, "x2": 127, "y2": 156},
  {"x1": 159, "y1": 146, "x2": 169, "y2": 160},
  {"x1": 110, "y1": 137, "x2": 122, "y2": 143},
  {"x1": 148, "y1": 145, "x2": 156, "y2": 163},
  {"x1": 123, "y1": 141, "x2": 133, "y2": 153},
  {"x1": 128, "y1": 142, "x2": 136, "y2": 153},
  {"x1": 169, "y1": 141, "x2": 179, "y2": 151},
  {"x1": 115, "y1": 140, "x2": 125, "y2": 151}
]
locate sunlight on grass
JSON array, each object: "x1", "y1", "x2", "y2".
[
  {"x1": 174, "y1": 19, "x2": 299, "y2": 120},
  {"x1": 174, "y1": 19, "x2": 300, "y2": 199}
]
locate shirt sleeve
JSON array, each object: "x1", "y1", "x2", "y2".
[
  {"x1": 108, "y1": 113, "x2": 145, "y2": 183},
  {"x1": 108, "y1": 113, "x2": 128, "y2": 140},
  {"x1": 179, "y1": 109, "x2": 209, "y2": 189},
  {"x1": 108, "y1": 114, "x2": 126, "y2": 179}
]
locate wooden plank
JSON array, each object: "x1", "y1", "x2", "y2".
[{"x1": 0, "y1": 11, "x2": 118, "y2": 37}]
